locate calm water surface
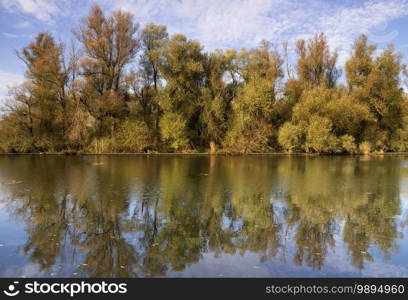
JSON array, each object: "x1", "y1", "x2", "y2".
[{"x1": 0, "y1": 155, "x2": 407, "y2": 277}]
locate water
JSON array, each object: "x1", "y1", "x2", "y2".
[{"x1": 0, "y1": 154, "x2": 407, "y2": 277}]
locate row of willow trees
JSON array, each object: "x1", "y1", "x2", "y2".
[{"x1": 1, "y1": 5, "x2": 408, "y2": 154}]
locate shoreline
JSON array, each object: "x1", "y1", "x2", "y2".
[{"x1": 2, "y1": 152, "x2": 408, "y2": 156}]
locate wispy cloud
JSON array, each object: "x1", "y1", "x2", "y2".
[
  {"x1": 0, "y1": 70, "x2": 24, "y2": 98},
  {"x1": 0, "y1": 0, "x2": 60, "y2": 23},
  {"x1": 13, "y1": 20, "x2": 31, "y2": 29},
  {"x1": 1, "y1": 0, "x2": 408, "y2": 66},
  {"x1": 100, "y1": 0, "x2": 408, "y2": 63},
  {"x1": 2, "y1": 32, "x2": 35, "y2": 39}
]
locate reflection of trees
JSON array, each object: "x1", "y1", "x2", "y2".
[
  {"x1": 0, "y1": 155, "x2": 405, "y2": 276},
  {"x1": 277, "y1": 156, "x2": 402, "y2": 270}
]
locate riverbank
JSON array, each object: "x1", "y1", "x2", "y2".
[{"x1": 2, "y1": 151, "x2": 408, "y2": 156}]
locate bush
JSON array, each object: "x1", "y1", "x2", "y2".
[
  {"x1": 278, "y1": 122, "x2": 304, "y2": 152},
  {"x1": 390, "y1": 128, "x2": 408, "y2": 151},
  {"x1": 159, "y1": 112, "x2": 188, "y2": 151},
  {"x1": 223, "y1": 120, "x2": 273, "y2": 153},
  {"x1": 0, "y1": 117, "x2": 33, "y2": 153},
  {"x1": 358, "y1": 141, "x2": 372, "y2": 154},
  {"x1": 305, "y1": 116, "x2": 339, "y2": 153},
  {"x1": 87, "y1": 137, "x2": 115, "y2": 153},
  {"x1": 114, "y1": 120, "x2": 155, "y2": 152},
  {"x1": 340, "y1": 135, "x2": 357, "y2": 154}
]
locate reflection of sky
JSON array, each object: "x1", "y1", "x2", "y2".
[
  {"x1": 1, "y1": 156, "x2": 408, "y2": 277},
  {"x1": 3, "y1": 201, "x2": 408, "y2": 278}
]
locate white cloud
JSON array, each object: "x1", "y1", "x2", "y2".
[
  {"x1": 0, "y1": 0, "x2": 59, "y2": 23},
  {"x1": 317, "y1": 0, "x2": 408, "y2": 65},
  {"x1": 101, "y1": 0, "x2": 408, "y2": 65},
  {"x1": 14, "y1": 20, "x2": 32, "y2": 29},
  {"x1": 2, "y1": 32, "x2": 35, "y2": 39},
  {"x1": 0, "y1": 70, "x2": 24, "y2": 98},
  {"x1": 1, "y1": 0, "x2": 408, "y2": 70}
]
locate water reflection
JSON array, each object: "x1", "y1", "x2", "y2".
[{"x1": 0, "y1": 155, "x2": 407, "y2": 277}]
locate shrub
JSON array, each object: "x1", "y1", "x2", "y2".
[
  {"x1": 159, "y1": 112, "x2": 188, "y2": 151},
  {"x1": 305, "y1": 116, "x2": 339, "y2": 153},
  {"x1": 340, "y1": 135, "x2": 357, "y2": 154},
  {"x1": 0, "y1": 117, "x2": 33, "y2": 153},
  {"x1": 278, "y1": 122, "x2": 304, "y2": 152},
  {"x1": 359, "y1": 141, "x2": 372, "y2": 154},
  {"x1": 87, "y1": 137, "x2": 115, "y2": 153},
  {"x1": 390, "y1": 127, "x2": 408, "y2": 152},
  {"x1": 114, "y1": 120, "x2": 154, "y2": 152},
  {"x1": 223, "y1": 120, "x2": 273, "y2": 153}
]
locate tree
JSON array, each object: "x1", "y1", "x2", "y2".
[
  {"x1": 76, "y1": 5, "x2": 140, "y2": 140},
  {"x1": 296, "y1": 33, "x2": 340, "y2": 88},
  {"x1": 305, "y1": 115, "x2": 338, "y2": 153},
  {"x1": 345, "y1": 34, "x2": 375, "y2": 91},
  {"x1": 158, "y1": 34, "x2": 205, "y2": 150},
  {"x1": 346, "y1": 35, "x2": 405, "y2": 150},
  {"x1": 77, "y1": 5, "x2": 139, "y2": 94},
  {"x1": 127, "y1": 23, "x2": 169, "y2": 140},
  {"x1": 200, "y1": 50, "x2": 234, "y2": 153},
  {"x1": 17, "y1": 32, "x2": 68, "y2": 150},
  {"x1": 1, "y1": 5, "x2": 408, "y2": 154},
  {"x1": 224, "y1": 41, "x2": 283, "y2": 153}
]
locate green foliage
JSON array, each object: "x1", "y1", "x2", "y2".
[
  {"x1": 278, "y1": 122, "x2": 304, "y2": 152},
  {"x1": 159, "y1": 112, "x2": 188, "y2": 151},
  {"x1": 0, "y1": 115, "x2": 33, "y2": 153},
  {"x1": 113, "y1": 120, "x2": 155, "y2": 152},
  {"x1": 340, "y1": 135, "x2": 357, "y2": 154},
  {"x1": 223, "y1": 42, "x2": 283, "y2": 153},
  {"x1": 390, "y1": 115, "x2": 408, "y2": 151},
  {"x1": 1, "y1": 6, "x2": 408, "y2": 155},
  {"x1": 305, "y1": 116, "x2": 339, "y2": 153},
  {"x1": 224, "y1": 119, "x2": 274, "y2": 153},
  {"x1": 325, "y1": 95, "x2": 372, "y2": 138}
]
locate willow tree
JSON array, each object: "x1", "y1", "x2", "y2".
[
  {"x1": 296, "y1": 33, "x2": 340, "y2": 88},
  {"x1": 224, "y1": 41, "x2": 283, "y2": 153},
  {"x1": 76, "y1": 5, "x2": 139, "y2": 138},
  {"x1": 346, "y1": 34, "x2": 405, "y2": 150},
  {"x1": 17, "y1": 32, "x2": 68, "y2": 150},
  {"x1": 133, "y1": 23, "x2": 169, "y2": 133},
  {"x1": 158, "y1": 34, "x2": 205, "y2": 151},
  {"x1": 200, "y1": 50, "x2": 235, "y2": 153},
  {"x1": 345, "y1": 34, "x2": 376, "y2": 91}
]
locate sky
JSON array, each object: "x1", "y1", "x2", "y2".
[{"x1": 2, "y1": 0, "x2": 408, "y2": 99}]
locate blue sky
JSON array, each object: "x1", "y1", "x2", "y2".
[{"x1": 2, "y1": 0, "x2": 408, "y2": 99}]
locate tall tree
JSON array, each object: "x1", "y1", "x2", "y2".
[
  {"x1": 17, "y1": 32, "x2": 68, "y2": 150},
  {"x1": 76, "y1": 5, "x2": 139, "y2": 137},
  {"x1": 128, "y1": 23, "x2": 169, "y2": 136},
  {"x1": 158, "y1": 34, "x2": 205, "y2": 151},
  {"x1": 77, "y1": 5, "x2": 139, "y2": 93},
  {"x1": 296, "y1": 33, "x2": 340, "y2": 88},
  {"x1": 200, "y1": 49, "x2": 234, "y2": 153},
  {"x1": 346, "y1": 35, "x2": 405, "y2": 150},
  {"x1": 345, "y1": 34, "x2": 376, "y2": 91},
  {"x1": 224, "y1": 41, "x2": 283, "y2": 153}
]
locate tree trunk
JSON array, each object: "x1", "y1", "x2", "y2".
[{"x1": 209, "y1": 140, "x2": 216, "y2": 154}]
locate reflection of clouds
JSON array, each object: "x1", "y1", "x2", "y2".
[
  {"x1": 0, "y1": 155, "x2": 408, "y2": 277},
  {"x1": 325, "y1": 236, "x2": 408, "y2": 277},
  {"x1": 166, "y1": 252, "x2": 272, "y2": 277},
  {"x1": 2, "y1": 263, "x2": 48, "y2": 278},
  {"x1": 361, "y1": 262, "x2": 408, "y2": 277},
  {"x1": 168, "y1": 245, "x2": 408, "y2": 277}
]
